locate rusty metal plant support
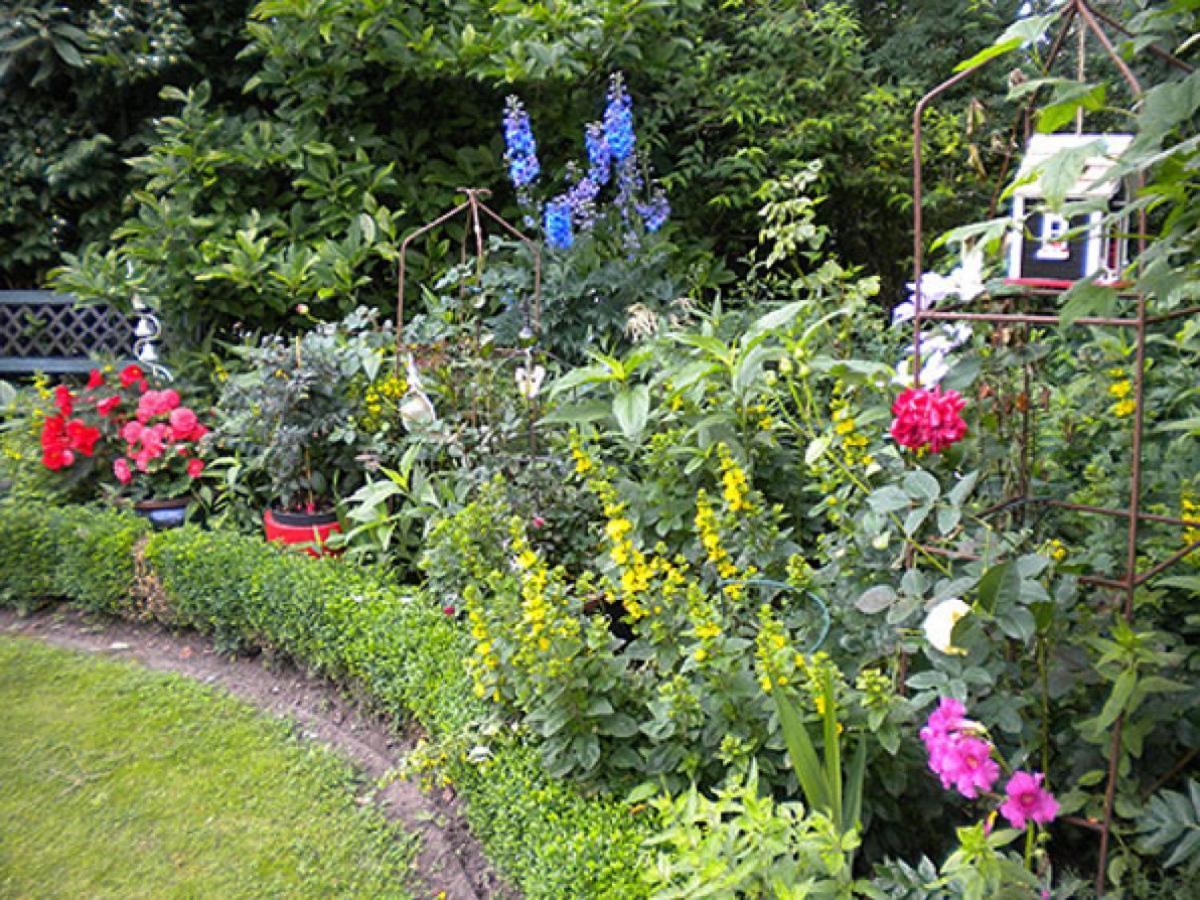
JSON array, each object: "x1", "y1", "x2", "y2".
[
  {"x1": 393, "y1": 188, "x2": 544, "y2": 453},
  {"x1": 909, "y1": 3, "x2": 1195, "y2": 893},
  {"x1": 394, "y1": 187, "x2": 542, "y2": 366}
]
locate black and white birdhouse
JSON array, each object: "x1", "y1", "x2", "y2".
[{"x1": 1005, "y1": 134, "x2": 1133, "y2": 290}]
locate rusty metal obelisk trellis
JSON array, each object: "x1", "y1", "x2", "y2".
[
  {"x1": 392, "y1": 187, "x2": 544, "y2": 451},
  {"x1": 394, "y1": 187, "x2": 541, "y2": 366},
  {"x1": 908, "y1": 2, "x2": 1196, "y2": 893}
]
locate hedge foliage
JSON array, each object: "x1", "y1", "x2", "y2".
[{"x1": 0, "y1": 499, "x2": 649, "y2": 898}]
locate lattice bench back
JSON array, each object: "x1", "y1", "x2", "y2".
[{"x1": 0, "y1": 291, "x2": 134, "y2": 375}]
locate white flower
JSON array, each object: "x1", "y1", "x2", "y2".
[
  {"x1": 893, "y1": 350, "x2": 950, "y2": 388},
  {"x1": 466, "y1": 745, "x2": 493, "y2": 765},
  {"x1": 515, "y1": 364, "x2": 546, "y2": 400},
  {"x1": 399, "y1": 390, "x2": 436, "y2": 429},
  {"x1": 923, "y1": 598, "x2": 971, "y2": 655}
]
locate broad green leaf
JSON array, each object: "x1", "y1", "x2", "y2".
[
  {"x1": 1098, "y1": 669, "x2": 1138, "y2": 731},
  {"x1": 953, "y1": 14, "x2": 1055, "y2": 73},
  {"x1": 750, "y1": 301, "x2": 803, "y2": 335},
  {"x1": 903, "y1": 470, "x2": 941, "y2": 503},
  {"x1": 805, "y1": 435, "x2": 830, "y2": 466},
  {"x1": 1039, "y1": 140, "x2": 1105, "y2": 210},
  {"x1": 613, "y1": 384, "x2": 650, "y2": 441},
  {"x1": 1059, "y1": 280, "x2": 1119, "y2": 327},
  {"x1": 977, "y1": 561, "x2": 1020, "y2": 614},
  {"x1": 855, "y1": 586, "x2": 896, "y2": 615}
]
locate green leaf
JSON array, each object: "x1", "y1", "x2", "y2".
[
  {"x1": 612, "y1": 385, "x2": 650, "y2": 441},
  {"x1": 539, "y1": 400, "x2": 612, "y2": 426},
  {"x1": 749, "y1": 301, "x2": 802, "y2": 335},
  {"x1": 774, "y1": 689, "x2": 831, "y2": 816},
  {"x1": 855, "y1": 586, "x2": 896, "y2": 615},
  {"x1": 867, "y1": 485, "x2": 909, "y2": 515},
  {"x1": 1098, "y1": 669, "x2": 1138, "y2": 731},
  {"x1": 977, "y1": 561, "x2": 1019, "y2": 614},
  {"x1": 1039, "y1": 140, "x2": 1105, "y2": 210},
  {"x1": 805, "y1": 435, "x2": 830, "y2": 466},
  {"x1": 903, "y1": 470, "x2": 941, "y2": 503},
  {"x1": 947, "y1": 470, "x2": 980, "y2": 507},
  {"x1": 954, "y1": 14, "x2": 1055, "y2": 73},
  {"x1": 1059, "y1": 280, "x2": 1118, "y2": 327},
  {"x1": 1037, "y1": 83, "x2": 1107, "y2": 134}
]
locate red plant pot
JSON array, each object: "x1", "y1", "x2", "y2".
[{"x1": 263, "y1": 507, "x2": 342, "y2": 558}]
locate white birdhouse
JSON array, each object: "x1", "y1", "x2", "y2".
[{"x1": 1005, "y1": 133, "x2": 1133, "y2": 290}]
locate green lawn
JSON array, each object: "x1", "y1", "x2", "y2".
[{"x1": 0, "y1": 637, "x2": 414, "y2": 899}]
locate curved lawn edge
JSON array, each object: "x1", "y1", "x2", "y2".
[
  {"x1": 0, "y1": 501, "x2": 651, "y2": 900},
  {"x1": 0, "y1": 605, "x2": 505, "y2": 900},
  {"x1": 0, "y1": 635, "x2": 417, "y2": 899}
]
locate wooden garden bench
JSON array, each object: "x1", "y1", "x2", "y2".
[{"x1": 0, "y1": 290, "x2": 135, "y2": 376}]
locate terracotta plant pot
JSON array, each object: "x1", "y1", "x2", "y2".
[
  {"x1": 133, "y1": 497, "x2": 190, "y2": 531},
  {"x1": 263, "y1": 507, "x2": 341, "y2": 558}
]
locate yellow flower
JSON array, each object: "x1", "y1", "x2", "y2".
[
  {"x1": 834, "y1": 417, "x2": 856, "y2": 436},
  {"x1": 1112, "y1": 399, "x2": 1136, "y2": 418},
  {"x1": 1109, "y1": 380, "x2": 1132, "y2": 399},
  {"x1": 694, "y1": 622, "x2": 721, "y2": 641},
  {"x1": 694, "y1": 648, "x2": 708, "y2": 663}
]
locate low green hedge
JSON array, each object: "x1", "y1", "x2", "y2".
[{"x1": 0, "y1": 499, "x2": 650, "y2": 898}]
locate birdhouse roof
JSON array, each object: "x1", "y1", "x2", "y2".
[{"x1": 1013, "y1": 133, "x2": 1133, "y2": 199}]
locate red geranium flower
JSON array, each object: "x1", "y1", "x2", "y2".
[
  {"x1": 86, "y1": 369, "x2": 104, "y2": 391},
  {"x1": 53, "y1": 384, "x2": 74, "y2": 417},
  {"x1": 96, "y1": 396, "x2": 121, "y2": 417},
  {"x1": 66, "y1": 420, "x2": 101, "y2": 456},
  {"x1": 119, "y1": 364, "x2": 145, "y2": 388},
  {"x1": 186, "y1": 458, "x2": 205, "y2": 478}
]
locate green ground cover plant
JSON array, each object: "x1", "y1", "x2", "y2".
[{"x1": 0, "y1": 636, "x2": 415, "y2": 898}]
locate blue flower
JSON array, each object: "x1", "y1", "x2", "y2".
[
  {"x1": 637, "y1": 189, "x2": 670, "y2": 232},
  {"x1": 584, "y1": 123, "x2": 611, "y2": 186},
  {"x1": 603, "y1": 74, "x2": 635, "y2": 162},
  {"x1": 544, "y1": 197, "x2": 574, "y2": 250},
  {"x1": 503, "y1": 96, "x2": 540, "y2": 189}
]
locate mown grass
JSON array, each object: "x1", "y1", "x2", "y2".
[{"x1": 0, "y1": 637, "x2": 414, "y2": 899}]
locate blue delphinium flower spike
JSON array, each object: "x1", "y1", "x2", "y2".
[
  {"x1": 637, "y1": 189, "x2": 670, "y2": 233},
  {"x1": 584, "y1": 123, "x2": 611, "y2": 186},
  {"x1": 603, "y1": 74, "x2": 635, "y2": 163},
  {"x1": 544, "y1": 197, "x2": 574, "y2": 250},
  {"x1": 503, "y1": 96, "x2": 540, "y2": 189}
]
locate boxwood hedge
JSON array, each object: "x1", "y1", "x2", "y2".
[{"x1": 0, "y1": 499, "x2": 650, "y2": 898}]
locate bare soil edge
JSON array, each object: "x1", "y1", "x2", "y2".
[{"x1": 0, "y1": 605, "x2": 516, "y2": 900}]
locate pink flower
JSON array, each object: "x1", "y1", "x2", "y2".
[
  {"x1": 121, "y1": 420, "x2": 144, "y2": 444},
  {"x1": 113, "y1": 457, "x2": 133, "y2": 485},
  {"x1": 943, "y1": 736, "x2": 1000, "y2": 799},
  {"x1": 136, "y1": 389, "x2": 181, "y2": 423},
  {"x1": 532, "y1": 515, "x2": 547, "y2": 529},
  {"x1": 186, "y1": 458, "x2": 205, "y2": 478},
  {"x1": 1000, "y1": 771, "x2": 1059, "y2": 830},
  {"x1": 920, "y1": 697, "x2": 965, "y2": 743},
  {"x1": 890, "y1": 386, "x2": 968, "y2": 453},
  {"x1": 97, "y1": 396, "x2": 121, "y2": 417},
  {"x1": 169, "y1": 407, "x2": 199, "y2": 440},
  {"x1": 443, "y1": 605, "x2": 456, "y2": 617}
]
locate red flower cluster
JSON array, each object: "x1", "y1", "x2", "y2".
[
  {"x1": 38, "y1": 365, "x2": 210, "y2": 491},
  {"x1": 889, "y1": 386, "x2": 968, "y2": 453},
  {"x1": 40, "y1": 415, "x2": 101, "y2": 471},
  {"x1": 38, "y1": 368, "x2": 119, "y2": 470}
]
